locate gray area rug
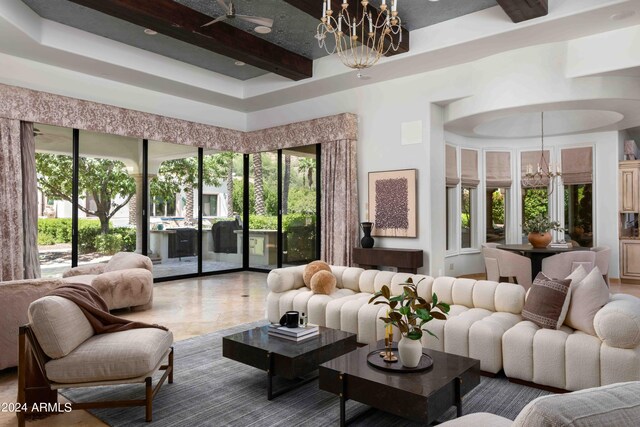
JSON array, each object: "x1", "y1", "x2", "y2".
[{"x1": 62, "y1": 322, "x2": 551, "y2": 426}]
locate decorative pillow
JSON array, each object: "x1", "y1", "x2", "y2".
[
  {"x1": 310, "y1": 270, "x2": 336, "y2": 295},
  {"x1": 303, "y1": 260, "x2": 331, "y2": 287},
  {"x1": 522, "y1": 272, "x2": 572, "y2": 329},
  {"x1": 565, "y1": 267, "x2": 609, "y2": 336}
]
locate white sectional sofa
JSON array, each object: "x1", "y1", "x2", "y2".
[{"x1": 266, "y1": 264, "x2": 640, "y2": 390}]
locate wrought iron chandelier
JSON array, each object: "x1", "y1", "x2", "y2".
[
  {"x1": 316, "y1": 0, "x2": 403, "y2": 70},
  {"x1": 523, "y1": 112, "x2": 562, "y2": 194}
]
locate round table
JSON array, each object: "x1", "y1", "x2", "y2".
[{"x1": 496, "y1": 244, "x2": 590, "y2": 281}]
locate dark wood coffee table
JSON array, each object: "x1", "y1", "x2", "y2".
[
  {"x1": 319, "y1": 341, "x2": 480, "y2": 426},
  {"x1": 223, "y1": 325, "x2": 357, "y2": 400}
]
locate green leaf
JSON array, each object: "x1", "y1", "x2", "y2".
[
  {"x1": 399, "y1": 306, "x2": 411, "y2": 316},
  {"x1": 407, "y1": 330, "x2": 422, "y2": 340},
  {"x1": 432, "y1": 293, "x2": 438, "y2": 306},
  {"x1": 423, "y1": 328, "x2": 439, "y2": 339},
  {"x1": 436, "y1": 302, "x2": 451, "y2": 313},
  {"x1": 389, "y1": 295, "x2": 404, "y2": 303}
]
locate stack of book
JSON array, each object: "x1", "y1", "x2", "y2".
[
  {"x1": 549, "y1": 242, "x2": 572, "y2": 249},
  {"x1": 268, "y1": 325, "x2": 319, "y2": 342}
]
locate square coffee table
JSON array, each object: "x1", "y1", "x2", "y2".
[
  {"x1": 319, "y1": 340, "x2": 481, "y2": 425},
  {"x1": 223, "y1": 325, "x2": 357, "y2": 400}
]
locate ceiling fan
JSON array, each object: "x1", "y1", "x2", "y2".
[{"x1": 201, "y1": 0, "x2": 274, "y2": 28}]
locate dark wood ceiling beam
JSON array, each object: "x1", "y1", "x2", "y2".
[
  {"x1": 496, "y1": 0, "x2": 548, "y2": 23},
  {"x1": 284, "y1": 0, "x2": 409, "y2": 56},
  {"x1": 67, "y1": 0, "x2": 312, "y2": 80}
]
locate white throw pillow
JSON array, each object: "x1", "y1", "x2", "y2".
[{"x1": 565, "y1": 266, "x2": 609, "y2": 336}]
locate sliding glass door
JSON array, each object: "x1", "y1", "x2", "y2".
[{"x1": 33, "y1": 123, "x2": 321, "y2": 280}]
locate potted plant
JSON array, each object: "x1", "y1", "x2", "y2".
[
  {"x1": 369, "y1": 278, "x2": 450, "y2": 368},
  {"x1": 522, "y1": 214, "x2": 561, "y2": 248}
]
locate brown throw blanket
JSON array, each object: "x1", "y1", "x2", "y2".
[
  {"x1": 49, "y1": 283, "x2": 167, "y2": 334},
  {"x1": 24, "y1": 283, "x2": 167, "y2": 417}
]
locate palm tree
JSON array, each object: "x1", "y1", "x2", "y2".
[
  {"x1": 283, "y1": 154, "x2": 291, "y2": 214},
  {"x1": 297, "y1": 157, "x2": 315, "y2": 188},
  {"x1": 253, "y1": 154, "x2": 265, "y2": 215}
]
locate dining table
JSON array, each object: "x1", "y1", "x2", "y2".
[{"x1": 496, "y1": 244, "x2": 591, "y2": 281}]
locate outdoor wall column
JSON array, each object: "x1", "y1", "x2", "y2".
[{"x1": 130, "y1": 173, "x2": 145, "y2": 253}]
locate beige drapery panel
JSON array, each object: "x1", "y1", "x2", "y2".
[
  {"x1": 521, "y1": 150, "x2": 550, "y2": 188},
  {"x1": 321, "y1": 139, "x2": 359, "y2": 266},
  {"x1": 561, "y1": 147, "x2": 593, "y2": 185},
  {"x1": 446, "y1": 145, "x2": 459, "y2": 187},
  {"x1": 461, "y1": 149, "x2": 479, "y2": 188},
  {"x1": 0, "y1": 118, "x2": 24, "y2": 281},
  {"x1": 21, "y1": 122, "x2": 41, "y2": 279},
  {"x1": 485, "y1": 152, "x2": 512, "y2": 189}
]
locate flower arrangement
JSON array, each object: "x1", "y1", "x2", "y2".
[
  {"x1": 368, "y1": 278, "x2": 450, "y2": 340},
  {"x1": 522, "y1": 214, "x2": 561, "y2": 234}
]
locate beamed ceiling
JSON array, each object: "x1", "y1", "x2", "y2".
[{"x1": 20, "y1": 0, "x2": 547, "y2": 81}]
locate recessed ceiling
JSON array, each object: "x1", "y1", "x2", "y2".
[
  {"x1": 473, "y1": 110, "x2": 625, "y2": 138},
  {"x1": 20, "y1": 0, "x2": 497, "y2": 81}
]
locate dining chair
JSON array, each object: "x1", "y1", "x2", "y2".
[
  {"x1": 482, "y1": 246, "x2": 533, "y2": 290},
  {"x1": 590, "y1": 246, "x2": 611, "y2": 286},
  {"x1": 541, "y1": 251, "x2": 597, "y2": 280}
]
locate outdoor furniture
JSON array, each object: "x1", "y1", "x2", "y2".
[
  {"x1": 222, "y1": 325, "x2": 357, "y2": 400},
  {"x1": 482, "y1": 246, "x2": 532, "y2": 289},
  {"x1": 541, "y1": 251, "x2": 597, "y2": 279},
  {"x1": 211, "y1": 220, "x2": 241, "y2": 254},
  {"x1": 17, "y1": 295, "x2": 174, "y2": 426},
  {"x1": 167, "y1": 228, "x2": 197, "y2": 260},
  {"x1": 496, "y1": 244, "x2": 590, "y2": 281},
  {"x1": 319, "y1": 341, "x2": 480, "y2": 425}
]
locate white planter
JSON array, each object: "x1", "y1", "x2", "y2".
[{"x1": 398, "y1": 336, "x2": 423, "y2": 368}]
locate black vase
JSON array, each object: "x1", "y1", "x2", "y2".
[{"x1": 360, "y1": 222, "x2": 374, "y2": 248}]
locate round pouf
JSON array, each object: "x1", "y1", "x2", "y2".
[{"x1": 398, "y1": 336, "x2": 423, "y2": 368}]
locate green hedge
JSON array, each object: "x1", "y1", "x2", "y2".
[
  {"x1": 247, "y1": 214, "x2": 314, "y2": 232},
  {"x1": 39, "y1": 218, "x2": 135, "y2": 253}
]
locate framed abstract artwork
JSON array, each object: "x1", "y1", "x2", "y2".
[{"x1": 368, "y1": 169, "x2": 417, "y2": 237}]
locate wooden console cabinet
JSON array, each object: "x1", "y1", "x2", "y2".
[
  {"x1": 619, "y1": 161, "x2": 640, "y2": 282},
  {"x1": 352, "y1": 247, "x2": 423, "y2": 274}
]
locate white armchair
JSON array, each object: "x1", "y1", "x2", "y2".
[
  {"x1": 482, "y1": 247, "x2": 532, "y2": 289},
  {"x1": 541, "y1": 251, "x2": 596, "y2": 280}
]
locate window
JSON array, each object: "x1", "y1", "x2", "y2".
[
  {"x1": 486, "y1": 188, "x2": 506, "y2": 244},
  {"x1": 460, "y1": 149, "x2": 479, "y2": 249},
  {"x1": 521, "y1": 150, "x2": 550, "y2": 241},
  {"x1": 152, "y1": 197, "x2": 176, "y2": 217},
  {"x1": 445, "y1": 145, "x2": 459, "y2": 252},
  {"x1": 521, "y1": 187, "x2": 548, "y2": 237},
  {"x1": 203, "y1": 194, "x2": 218, "y2": 217},
  {"x1": 485, "y1": 151, "x2": 511, "y2": 244},
  {"x1": 562, "y1": 147, "x2": 593, "y2": 247},
  {"x1": 461, "y1": 187, "x2": 472, "y2": 248}
]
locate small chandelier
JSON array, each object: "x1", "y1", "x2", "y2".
[
  {"x1": 316, "y1": 0, "x2": 403, "y2": 70},
  {"x1": 524, "y1": 112, "x2": 562, "y2": 194}
]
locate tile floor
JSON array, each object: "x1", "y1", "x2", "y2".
[{"x1": 0, "y1": 272, "x2": 638, "y2": 427}]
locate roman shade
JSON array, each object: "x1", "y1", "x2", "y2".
[
  {"x1": 521, "y1": 150, "x2": 550, "y2": 188},
  {"x1": 485, "y1": 152, "x2": 512, "y2": 189},
  {"x1": 561, "y1": 147, "x2": 593, "y2": 185},
  {"x1": 461, "y1": 149, "x2": 479, "y2": 188},
  {"x1": 446, "y1": 145, "x2": 459, "y2": 187}
]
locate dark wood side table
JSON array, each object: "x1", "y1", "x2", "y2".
[
  {"x1": 319, "y1": 341, "x2": 480, "y2": 425},
  {"x1": 223, "y1": 325, "x2": 357, "y2": 400},
  {"x1": 352, "y1": 247, "x2": 423, "y2": 273}
]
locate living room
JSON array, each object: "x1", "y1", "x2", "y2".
[{"x1": 1, "y1": 0, "x2": 640, "y2": 425}]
